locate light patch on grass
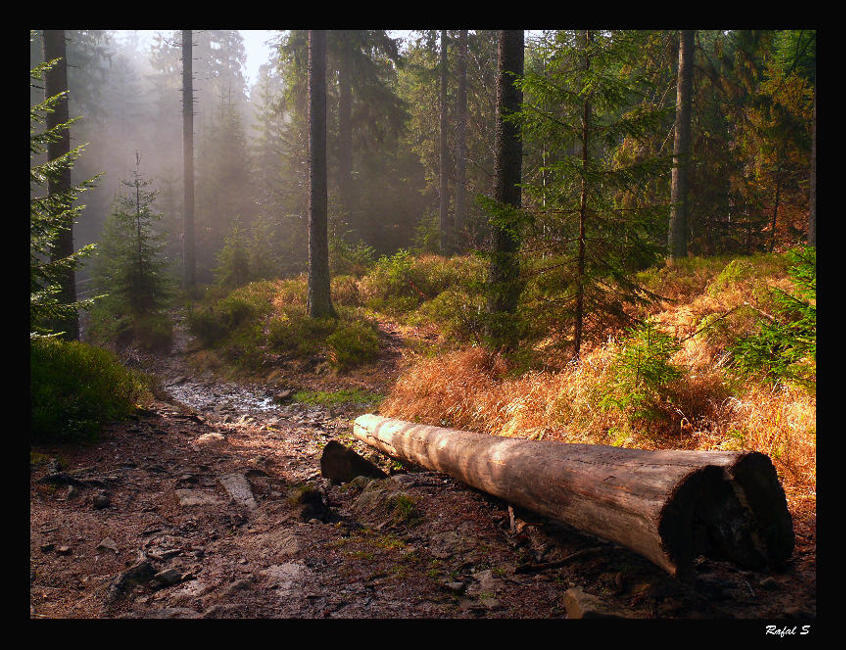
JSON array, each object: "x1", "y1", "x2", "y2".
[{"x1": 293, "y1": 388, "x2": 384, "y2": 407}]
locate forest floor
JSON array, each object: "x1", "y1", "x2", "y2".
[{"x1": 29, "y1": 313, "x2": 816, "y2": 622}]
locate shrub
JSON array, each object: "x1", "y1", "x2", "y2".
[
  {"x1": 188, "y1": 281, "x2": 276, "y2": 347},
  {"x1": 326, "y1": 320, "x2": 381, "y2": 370},
  {"x1": 706, "y1": 259, "x2": 755, "y2": 297},
  {"x1": 31, "y1": 338, "x2": 152, "y2": 442},
  {"x1": 214, "y1": 218, "x2": 251, "y2": 289},
  {"x1": 360, "y1": 252, "x2": 484, "y2": 319},
  {"x1": 187, "y1": 306, "x2": 229, "y2": 346},
  {"x1": 268, "y1": 306, "x2": 336, "y2": 356},
  {"x1": 599, "y1": 321, "x2": 684, "y2": 424},
  {"x1": 413, "y1": 289, "x2": 486, "y2": 343},
  {"x1": 366, "y1": 249, "x2": 419, "y2": 301},
  {"x1": 730, "y1": 246, "x2": 815, "y2": 390},
  {"x1": 220, "y1": 322, "x2": 265, "y2": 368},
  {"x1": 331, "y1": 275, "x2": 362, "y2": 307},
  {"x1": 330, "y1": 236, "x2": 375, "y2": 277}
]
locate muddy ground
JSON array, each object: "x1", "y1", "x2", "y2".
[{"x1": 29, "y1": 316, "x2": 816, "y2": 624}]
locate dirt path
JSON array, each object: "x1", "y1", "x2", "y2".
[{"x1": 29, "y1": 316, "x2": 816, "y2": 620}]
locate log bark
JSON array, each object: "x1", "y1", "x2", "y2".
[{"x1": 353, "y1": 414, "x2": 794, "y2": 578}]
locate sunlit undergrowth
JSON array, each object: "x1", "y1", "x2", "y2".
[
  {"x1": 378, "y1": 250, "x2": 815, "y2": 498},
  {"x1": 187, "y1": 276, "x2": 383, "y2": 373},
  {"x1": 185, "y1": 249, "x2": 815, "y2": 500}
]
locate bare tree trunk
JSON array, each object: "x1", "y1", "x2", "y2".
[
  {"x1": 486, "y1": 30, "x2": 524, "y2": 343},
  {"x1": 43, "y1": 29, "x2": 79, "y2": 341},
  {"x1": 439, "y1": 30, "x2": 451, "y2": 254},
  {"x1": 307, "y1": 30, "x2": 337, "y2": 319},
  {"x1": 574, "y1": 30, "x2": 591, "y2": 360},
  {"x1": 454, "y1": 30, "x2": 468, "y2": 251},
  {"x1": 668, "y1": 30, "x2": 695, "y2": 261},
  {"x1": 770, "y1": 165, "x2": 782, "y2": 253},
  {"x1": 337, "y1": 32, "x2": 354, "y2": 229},
  {"x1": 182, "y1": 29, "x2": 196, "y2": 292},
  {"x1": 354, "y1": 414, "x2": 794, "y2": 578},
  {"x1": 808, "y1": 88, "x2": 816, "y2": 247}
]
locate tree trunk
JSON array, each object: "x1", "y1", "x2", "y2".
[
  {"x1": 43, "y1": 29, "x2": 79, "y2": 341},
  {"x1": 354, "y1": 414, "x2": 794, "y2": 578},
  {"x1": 182, "y1": 29, "x2": 196, "y2": 292},
  {"x1": 770, "y1": 165, "x2": 782, "y2": 253},
  {"x1": 486, "y1": 30, "x2": 524, "y2": 342},
  {"x1": 668, "y1": 29, "x2": 695, "y2": 261},
  {"x1": 454, "y1": 29, "x2": 468, "y2": 251},
  {"x1": 574, "y1": 30, "x2": 591, "y2": 360},
  {"x1": 337, "y1": 32, "x2": 354, "y2": 230},
  {"x1": 307, "y1": 30, "x2": 337, "y2": 319},
  {"x1": 439, "y1": 30, "x2": 451, "y2": 254},
  {"x1": 808, "y1": 87, "x2": 816, "y2": 247}
]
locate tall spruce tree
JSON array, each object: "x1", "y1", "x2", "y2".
[
  {"x1": 42, "y1": 30, "x2": 80, "y2": 340},
  {"x1": 307, "y1": 30, "x2": 337, "y2": 319},
  {"x1": 519, "y1": 30, "x2": 671, "y2": 358},
  {"x1": 182, "y1": 29, "x2": 196, "y2": 291},
  {"x1": 485, "y1": 29, "x2": 524, "y2": 348},
  {"x1": 454, "y1": 29, "x2": 468, "y2": 249},
  {"x1": 668, "y1": 30, "x2": 695, "y2": 260},
  {"x1": 30, "y1": 39, "x2": 99, "y2": 339},
  {"x1": 439, "y1": 30, "x2": 451, "y2": 253}
]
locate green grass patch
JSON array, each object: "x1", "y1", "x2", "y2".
[{"x1": 293, "y1": 388, "x2": 384, "y2": 407}]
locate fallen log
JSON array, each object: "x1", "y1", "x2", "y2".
[{"x1": 353, "y1": 414, "x2": 794, "y2": 578}]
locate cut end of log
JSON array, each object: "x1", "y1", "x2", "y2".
[
  {"x1": 353, "y1": 414, "x2": 794, "y2": 578},
  {"x1": 657, "y1": 454, "x2": 794, "y2": 577}
]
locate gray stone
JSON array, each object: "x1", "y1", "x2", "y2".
[
  {"x1": 96, "y1": 537, "x2": 119, "y2": 554},
  {"x1": 273, "y1": 389, "x2": 295, "y2": 403},
  {"x1": 175, "y1": 489, "x2": 224, "y2": 507},
  {"x1": 262, "y1": 562, "x2": 312, "y2": 599},
  {"x1": 390, "y1": 474, "x2": 418, "y2": 489},
  {"x1": 218, "y1": 472, "x2": 257, "y2": 510},
  {"x1": 107, "y1": 559, "x2": 157, "y2": 603},
  {"x1": 152, "y1": 568, "x2": 182, "y2": 587},
  {"x1": 92, "y1": 492, "x2": 111, "y2": 509},
  {"x1": 466, "y1": 569, "x2": 500, "y2": 598},
  {"x1": 563, "y1": 587, "x2": 629, "y2": 619},
  {"x1": 192, "y1": 433, "x2": 227, "y2": 448},
  {"x1": 320, "y1": 440, "x2": 387, "y2": 484}
]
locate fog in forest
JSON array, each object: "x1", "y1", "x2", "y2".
[{"x1": 30, "y1": 29, "x2": 443, "y2": 294}]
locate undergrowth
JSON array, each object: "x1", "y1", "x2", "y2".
[
  {"x1": 31, "y1": 338, "x2": 154, "y2": 442},
  {"x1": 184, "y1": 248, "x2": 815, "y2": 499},
  {"x1": 378, "y1": 249, "x2": 816, "y2": 497}
]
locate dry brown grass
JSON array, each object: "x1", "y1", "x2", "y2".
[{"x1": 379, "y1": 254, "x2": 816, "y2": 501}]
